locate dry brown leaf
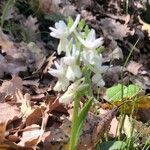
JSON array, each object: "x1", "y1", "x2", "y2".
[
  {"x1": 0, "y1": 38, "x2": 28, "y2": 76},
  {"x1": 0, "y1": 36, "x2": 46, "y2": 76},
  {"x1": 0, "y1": 140, "x2": 33, "y2": 150},
  {"x1": 81, "y1": 10, "x2": 96, "y2": 21},
  {"x1": 128, "y1": 63, "x2": 150, "y2": 90},
  {"x1": 60, "y1": 5, "x2": 77, "y2": 17},
  {"x1": 109, "y1": 117, "x2": 119, "y2": 137},
  {"x1": 108, "y1": 46, "x2": 123, "y2": 60},
  {"x1": 23, "y1": 79, "x2": 39, "y2": 87},
  {"x1": 16, "y1": 91, "x2": 32, "y2": 117},
  {"x1": 24, "y1": 16, "x2": 39, "y2": 33},
  {"x1": 43, "y1": 53, "x2": 56, "y2": 74},
  {"x1": 47, "y1": 96, "x2": 61, "y2": 113},
  {"x1": 22, "y1": 15, "x2": 39, "y2": 42},
  {"x1": 0, "y1": 30, "x2": 28, "y2": 76},
  {"x1": 39, "y1": 0, "x2": 61, "y2": 13},
  {"x1": 25, "y1": 107, "x2": 43, "y2": 126},
  {"x1": 103, "y1": 66, "x2": 125, "y2": 86},
  {"x1": 18, "y1": 124, "x2": 42, "y2": 147},
  {"x1": 7, "y1": 134, "x2": 20, "y2": 143},
  {"x1": 0, "y1": 76, "x2": 23, "y2": 97},
  {"x1": 0, "y1": 103, "x2": 21, "y2": 123},
  {"x1": 127, "y1": 61, "x2": 143, "y2": 75},
  {"x1": 99, "y1": 108, "x2": 119, "y2": 138},
  {"x1": 31, "y1": 94, "x2": 45, "y2": 102},
  {"x1": 16, "y1": 91, "x2": 44, "y2": 127},
  {"x1": 39, "y1": 116, "x2": 70, "y2": 150},
  {"x1": 0, "y1": 27, "x2": 14, "y2": 51},
  {"x1": 0, "y1": 122, "x2": 7, "y2": 143},
  {"x1": 100, "y1": 18, "x2": 134, "y2": 40},
  {"x1": 106, "y1": 14, "x2": 130, "y2": 24},
  {"x1": 107, "y1": 0, "x2": 121, "y2": 14},
  {"x1": 75, "y1": 0, "x2": 94, "y2": 10}
]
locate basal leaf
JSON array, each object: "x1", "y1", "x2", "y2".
[
  {"x1": 106, "y1": 84, "x2": 140, "y2": 102},
  {"x1": 106, "y1": 84, "x2": 126, "y2": 102},
  {"x1": 99, "y1": 141, "x2": 126, "y2": 150},
  {"x1": 75, "y1": 98, "x2": 92, "y2": 145}
]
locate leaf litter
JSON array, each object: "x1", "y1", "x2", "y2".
[{"x1": 0, "y1": 0, "x2": 149, "y2": 149}]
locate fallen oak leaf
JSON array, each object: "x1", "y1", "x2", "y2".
[
  {"x1": 0, "y1": 140, "x2": 33, "y2": 150},
  {"x1": 43, "y1": 52, "x2": 56, "y2": 74},
  {"x1": 23, "y1": 15, "x2": 39, "y2": 41},
  {"x1": 0, "y1": 76, "x2": 23, "y2": 98},
  {"x1": 46, "y1": 94, "x2": 64, "y2": 114},
  {"x1": 18, "y1": 124, "x2": 42, "y2": 148},
  {"x1": 0, "y1": 103, "x2": 21, "y2": 146},
  {"x1": 99, "y1": 18, "x2": 134, "y2": 40},
  {"x1": 25, "y1": 107, "x2": 43, "y2": 126},
  {"x1": 16, "y1": 90, "x2": 43, "y2": 126},
  {"x1": 0, "y1": 103, "x2": 21, "y2": 124},
  {"x1": 16, "y1": 90, "x2": 32, "y2": 116},
  {"x1": 106, "y1": 14, "x2": 130, "y2": 24},
  {"x1": 127, "y1": 61, "x2": 143, "y2": 75},
  {"x1": 39, "y1": 0, "x2": 61, "y2": 13}
]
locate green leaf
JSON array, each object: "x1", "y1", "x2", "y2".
[
  {"x1": 106, "y1": 84, "x2": 140, "y2": 102},
  {"x1": 75, "y1": 83, "x2": 89, "y2": 99},
  {"x1": 109, "y1": 141, "x2": 127, "y2": 150},
  {"x1": 75, "y1": 98, "x2": 92, "y2": 145},
  {"x1": 99, "y1": 141, "x2": 127, "y2": 150},
  {"x1": 67, "y1": 16, "x2": 74, "y2": 28},
  {"x1": 78, "y1": 19, "x2": 85, "y2": 31}
]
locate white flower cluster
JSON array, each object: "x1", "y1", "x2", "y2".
[{"x1": 48, "y1": 15, "x2": 106, "y2": 104}]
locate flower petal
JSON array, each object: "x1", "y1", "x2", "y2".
[
  {"x1": 59, "y1": 92, "x2": 74, "y2": 104},
  {"x1": 75, "y1": 30, "x2": 103, "y2": 49},
  {"x1": 55, "y1": 21, "x2": 66, "y2": 30},
  {"x1": 66, "y1": 66, "x2": 76, "y2": 81},
  {"x1": 57, "y1": 38, "x2": 68, "y2": 54},
  {"x1": 86, "y1": 29, "x2": 96, "y2": 42},
  {"x1": 69, "y1": 14, "x2": 80, "y2": 33}
]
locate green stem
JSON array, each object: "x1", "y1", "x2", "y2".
[
  {"x1": 126, "y1": 0, "x2": 129, "y2": 15},
  {"x1": 1, "y1": 0, "x2": 15, "y2": 27},
  {"x1": 69, "y1": 96, "x2": 80, "y2": 150},
  {"x1": 118, "y1": 38, "x2": 140, "y2": 138}
]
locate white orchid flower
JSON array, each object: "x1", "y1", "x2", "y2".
[
  {"x1": 49, "y1": 15, "x2": 80, "y2": 54},
  {"x1": 59, "y1": 78, "x2": 85, "y2": 104},
  {"x1": 75, "y1": 29, "x2": 104, "y2": 50},
  {"x1": 63, "y1": 45, "x2": 82, "y2": 81},
  {"x1": 81, "y1": 49, "x2": 101, "y2": 67},
  {"x1": 48, "y1": 60, "x2": 69, "y2": 91},
  {"x1": 82, "y1": 53, "x2": 107, "y2": 87},
  {"x1": 91, "y1": 63, "x2": 108, "y2": 87}
]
